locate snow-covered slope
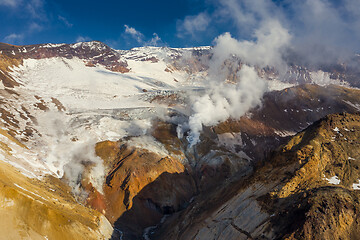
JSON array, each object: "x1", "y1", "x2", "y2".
[{"x1": 2, "y1": 54, "x2": 186, "y2": 182}]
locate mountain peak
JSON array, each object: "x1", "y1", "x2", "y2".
[{"x1": 69, "y1": 40, "x2": 110, "y2": 50}]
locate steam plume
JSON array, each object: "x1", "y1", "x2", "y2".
[
  {"x1": 185, "y1": 19, "x2": 291, "y2": 146},
  {"x1": 36, "y1": 112, "x2": 105, "y2": 195}
]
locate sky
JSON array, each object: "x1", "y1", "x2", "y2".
[
  {"x1": 0, "y1": 0, "x2": 212, "y2": 49},
  {"x1": 0, "y1": 0, "x2": 359, "y2": 52}
]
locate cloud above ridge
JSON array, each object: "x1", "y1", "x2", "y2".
[
  {"x1": 0, "y1": 0, "x2": 21, "y2": 7},
  {"x1": 177, "y1": 12, "x2": 211, "y2": 39},
  {"x1": 123, "y1": 24, "x2": 164, "y2": 47},
  {"x1": 177, "y1": 0, "x2": 360, "y2": 63}
]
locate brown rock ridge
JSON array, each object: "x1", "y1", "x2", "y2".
[{"x1": 0, "y1": 41, "x2": 130, "y2": 73}]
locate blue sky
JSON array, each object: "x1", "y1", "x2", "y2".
[
  {"x1": 0, "y1": 0, "x2": 359, "y2": 52},
  {"x1": 0, "y1": 0, "x2": 214, "y2": 48}
]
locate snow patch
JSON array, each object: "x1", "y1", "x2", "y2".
[
  {"x1": 343, "y1": 100, "x2": 360, "y2": 111},
  {"x1": 274, "y1": 130, "x2": 296, "y2": 137},
  {"x1": 353, "y1": 180, "x2": 360, "y2": 190},
  {"x1": 40, "y1": 43, "x2": 66, "y2": 48},
  {"x1": 267, "y1": 80, "x2": 294, "y2": 91},
  {"x1": 127, "y1": 136, "x2": 169, "y2": 157},
  {"x1": 324, "y1": 175, "x2": 340, "y2": 185},
  {"x1": 0, "y1": 197, "x2": 15, "y2": 208}
]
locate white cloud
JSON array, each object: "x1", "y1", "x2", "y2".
[
  {"x1": 217, "y1": 0, "x2": 279, "y2": 29},
  {"x1": 76, "y1": 36, "x2": 91, "y2": 42},
  {"x1": 177, "y1": 0, "x2": 360, "y2": 65},
  {"x1": 28, "y1": 22, "x2": 43, "y2": 32},
  {"x1": 58, "y1": 15, "x2": 73, "y2": 28},
  {"x1": 3, "y1": 33, "x2": 23, "y2": 44},
  {"x1": 286, "y1": 0, "x2": 360, "y2": 64},
  {"x1": 123, "y1": 25, "x2": 164, "y2": 47},
  {"x1": 146, "y1": 33, "x2": 162, "y2": 46},
  {"x1": 0, "y1": 0, "x2": 45, "y2": 19},
  {"x1": 124, "y1": 24, "x2": 144, "y2": 43},
  {"x1": 177, "y1": 12, "x2": 210, "y2": 38},
  {"x1": 25, "y1": 0, "x2": 45, "y2": 19},
  {"x1": 1, "y1": 0, "x2": 47, "y2": 44},
  {"x1": 0, "y1": 0, "x2": 21, "y2": 7}
]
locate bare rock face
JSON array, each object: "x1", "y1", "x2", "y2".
[
  {"x1": 0, "y1": 41, "x2": 130, "y2": 73},
  {"x1": 153, "y1": 113, "x2": 360, "y2": 240},
  {"x1": 93, "y1": 140, "x2": 197, "y2": 239}
]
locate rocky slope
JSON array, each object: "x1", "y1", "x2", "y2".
[
  {"x1": 83, "y1": 84, "x2": 360, "y2": 239},
  {"x1": 153, "y1": 112, "x2": 360, "y2": 240},
  {"x1": 213, "y1": 84, "x2": 360, "y2": 162},
  {"x1": 0, "y1": 144, "x2": 112, "y2": 239}
]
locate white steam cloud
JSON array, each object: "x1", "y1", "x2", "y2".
[
  {"x1": 209, "y1": 19, "x2": 291, "y2": 75},
  {"x1": 34, "y1": 111, "x2": 154, "y2": 196},
  {"x1": 35, "y1": 112, "x2": 105, "y2": 195},
  {"x1": 187, "y1": 65, "x2": 267, "y2": 146},
  {"x1": 184, "y1": 19, "x2": 291, "y2": 146}
]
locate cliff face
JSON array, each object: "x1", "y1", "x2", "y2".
[
  {"x1": 153, "y1": 113, "x2": 360, "y2": 240},
  {"x1": 94, "y1": 140, "x2": 196, "y2": 237}
]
